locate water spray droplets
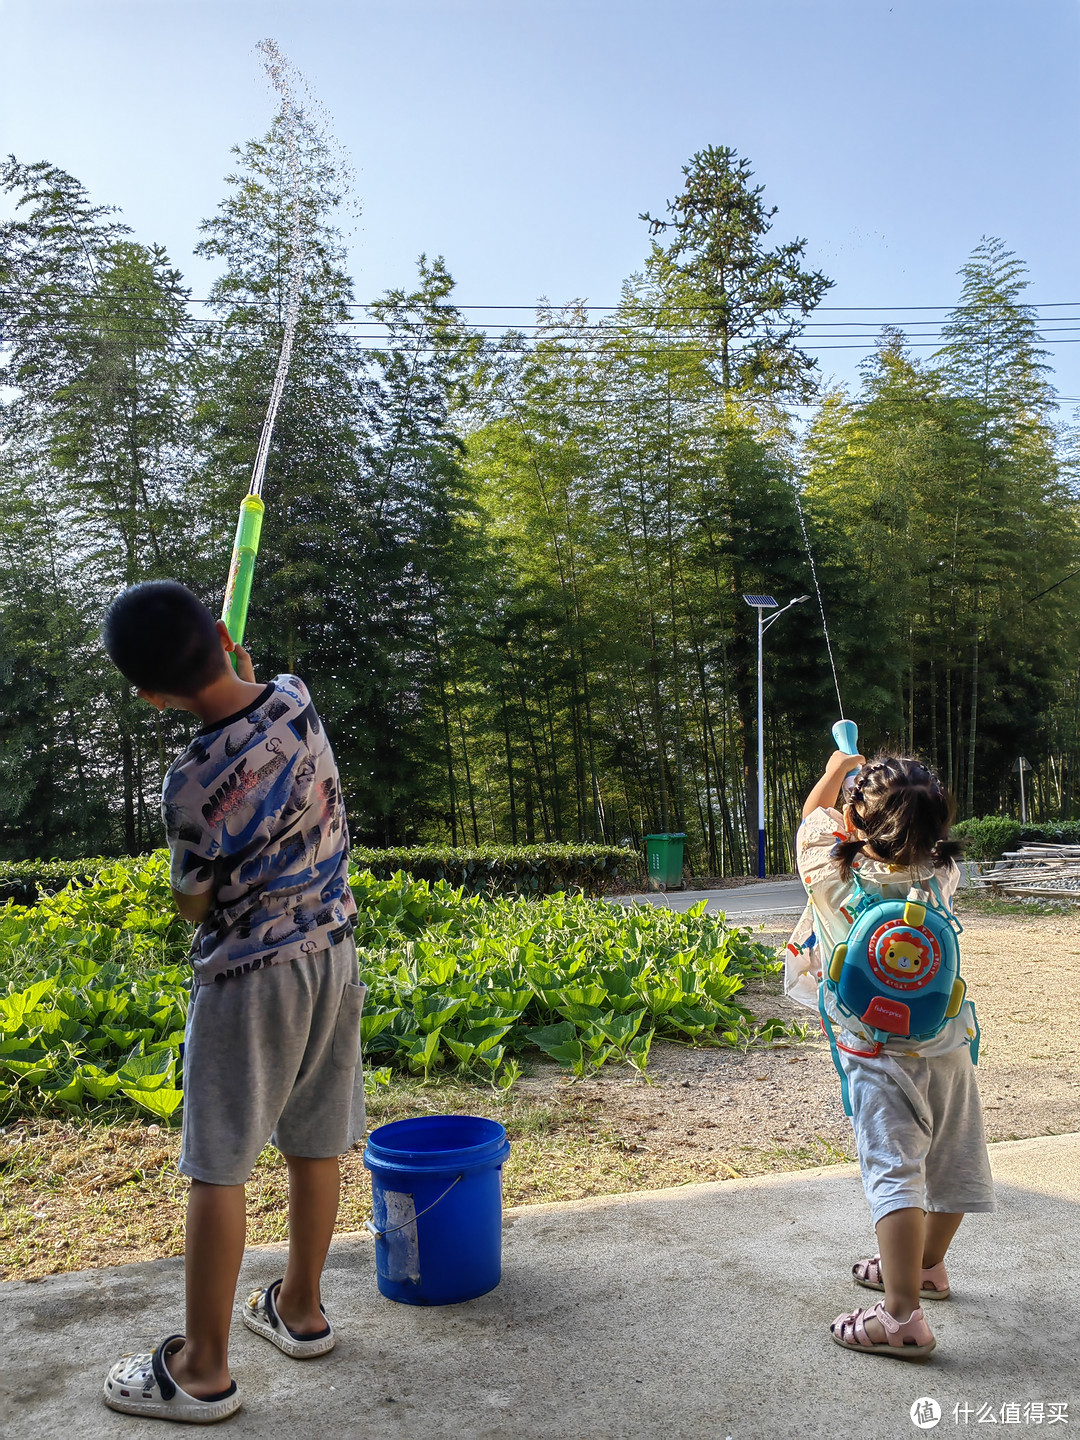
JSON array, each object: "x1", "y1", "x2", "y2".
[
  {"x1": 255, "y1": 38, "x2": 359, "y2": 228},
  {"x1": 246, "y1": 39, "x2": 308, "y2": 499}
]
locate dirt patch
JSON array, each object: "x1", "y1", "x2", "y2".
[
  {"x1": 944, "y1": 904, "x2": 1080, "y2": 1138},
  {"x1": 538, "y1": 904, "x2": 1080, "y2": 1171},
  {"x1": 2, "y1": 908, "x2": 1076, "y2": 1281}
]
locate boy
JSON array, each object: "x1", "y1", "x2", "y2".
[{"x1": 100, "y1": 580, "x2": 364, "y2": 1423}]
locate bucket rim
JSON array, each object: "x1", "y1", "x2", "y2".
[{"x1": 364, "y1": 1113, "x2": 509, "y2": 1170}]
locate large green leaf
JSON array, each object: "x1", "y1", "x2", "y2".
[
  {"x1": 360, "y1": 1009, "x2": 399, "y2": 1043},
  {"x1": 117, "y1": 1049, "x2": 174, "y2": 1092},
  {"x1": 0, "y1": 979, "x2": 56, "y2": 1030},
  {"x1": 526, "y1": 1020, "x2": 578, "y2": 1056},
  {"x1": 124, "y1": 1086, "x2": 183, "y2": 1119}
]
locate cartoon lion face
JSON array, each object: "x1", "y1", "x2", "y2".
[{"x1": 883, "y1": 935, "x2": 932, "y2": 977}]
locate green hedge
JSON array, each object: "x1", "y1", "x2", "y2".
[
  {"x1": 951, "y1": 817, "x2": 1020, "y2": 861},
  {"x1": 350, "y1": 843, "x2": 641, "y2": 896},
  {"x1": 0, "y1": 844, "x2": 642, "y2": 905},
  {"x1": 1020, "y1": 821, "x2": 1080, "y2": 845},
  {"x1": 952, "y1": 816, "x2": 1080, "y2": 861}
]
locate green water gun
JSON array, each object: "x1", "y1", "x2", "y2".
[{"x1": 221, "y1": 493, "x2": 265, "y2": 650}]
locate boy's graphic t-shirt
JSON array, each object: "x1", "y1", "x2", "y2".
[
  {"x1": 785, "y1": 806, "x2": 975, "y2": 1057},
  {"x1": 163, "y1": 674, "x2": 356, "y2": 985}
]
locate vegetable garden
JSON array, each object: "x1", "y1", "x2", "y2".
[{"x1": 0, "y1": 854, "x2": 790, "y2": 1123}]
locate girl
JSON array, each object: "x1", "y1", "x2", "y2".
[{"x1": 786, "y1": 750, "x2": 993, "y2": 1360}]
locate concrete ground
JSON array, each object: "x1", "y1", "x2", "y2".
[{"x1": 3, "y1": 1134, "x2": 1077, "y2": 1440}]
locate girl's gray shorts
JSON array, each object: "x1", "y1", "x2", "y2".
[
  {"x1": 840, "y1": 1045, "x2": 995, "y2": 1226},
  {"x1": 179, "y1": 936, "x2": 366, "y2": 1186}
]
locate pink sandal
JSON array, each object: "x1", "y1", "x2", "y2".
[
  {"x1": 831, "y1": 1301, "x2": 936, "y2": 1359},
  {"x1": 853, "y1": 1254, "x2": 950, "y2": 1300}
]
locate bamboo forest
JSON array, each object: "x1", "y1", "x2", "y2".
[{"x1": 2, "y1": 132, "x2": 1078, "y2": 870}]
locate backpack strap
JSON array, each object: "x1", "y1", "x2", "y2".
[
  {"x1": 816, "y1": 868, "x2": 869, "y2": 1119},
  {"x1": 916, "y1": 873, "x2": 980, "y2": 1064},
  {"x1": 817, "y1": 984, "x2": 853, "y2": 1117},
  {"x1": 926, "y1": 872, "x2": 964, "y2": 937},
  {"x1": 848, "y1": 867, "x2": 877, "y2": 916}
]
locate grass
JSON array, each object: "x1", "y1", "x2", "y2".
[{"x1": 1, "y1": 1069, "x2": 856, "y2": 1282}]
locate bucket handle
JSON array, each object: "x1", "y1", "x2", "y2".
[{"x1": 363, "y1": 1174, "x2": 463, "y2": 1239}]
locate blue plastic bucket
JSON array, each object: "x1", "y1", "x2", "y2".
[{"x1": 363, "y1": 1115, "x2": 511, "y2": 1306}]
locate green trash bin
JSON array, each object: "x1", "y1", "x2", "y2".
[{"x1": 644, "y1": 832, "x2": 687, "y2": 889}]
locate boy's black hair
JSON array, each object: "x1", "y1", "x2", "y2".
[
  {"x1": 103, "y1": 581, "x2": 228, "y2": 696},
  {"x1": 832, "y1": 755, "x2": 964, "y2": 880}
]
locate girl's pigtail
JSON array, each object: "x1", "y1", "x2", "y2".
[
  {"x1": 831, "y1": 836, "x2": 867, "y2": 880},
  {"x1": 931, "y1": 836, "x2": 965, "y2": 868}
]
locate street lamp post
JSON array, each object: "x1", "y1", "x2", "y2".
[
  {"x1": 742, "y1": 594, "x2": 810, "y2": 878},
  {"x1": 1013, "y1": 756, "x2": 1032, "y2": 824}
]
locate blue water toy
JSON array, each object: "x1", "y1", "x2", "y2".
[{"x1": 832, "y1": 718, "x2": 859, "y2": 756}]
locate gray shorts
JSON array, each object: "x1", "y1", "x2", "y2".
[
  {"x1": 840, "y1": 1045, "x2": 995, "y2": 1227},
  {"x1": 179, "y1": 936, "x2": 366, "y2": 1186}
]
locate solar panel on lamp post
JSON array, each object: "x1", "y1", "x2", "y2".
[{"x1": 742, "y1": 595, "x2": 811, "y2": 878}]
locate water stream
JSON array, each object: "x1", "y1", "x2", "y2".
[
  {"x1": 791, "y1": 480, "x2": 846, "y2": 718},
  {"x1": 247, "y1": 38, "x2": 305, "y2": 500}
]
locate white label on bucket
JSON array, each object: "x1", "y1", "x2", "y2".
[{"x1": 380, "y1": 1191, "x2": 420, "y2": 1283}]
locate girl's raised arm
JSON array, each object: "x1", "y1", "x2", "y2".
[{"x1": 802, "y1": 750, "x2": 865, "y2": 820}]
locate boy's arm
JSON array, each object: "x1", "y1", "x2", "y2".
[
  {"x1": 802, "y1": 749, "x2": 865, "y2": 819},
  {"x1": 172, "y1": 888, "x2": 212, "y2": 924}
]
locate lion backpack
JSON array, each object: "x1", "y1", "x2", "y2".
[{"x1": 818, "y1": 870, "x2": 979, "y2": 1114}]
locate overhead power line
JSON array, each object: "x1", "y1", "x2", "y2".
[
  {"x1": 9, "y1": 312, "x2": 1080, "y2": 342},
  {"x1": 6, "y1": 287, "x2": 1078, "y2": 314},
  {"x1": 178, "y1": 297, "x2": 1080, "y2": 314}
]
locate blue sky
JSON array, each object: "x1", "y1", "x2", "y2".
[{"x1": 3, "y1": 0, "x2": 1078, "y2": 401}]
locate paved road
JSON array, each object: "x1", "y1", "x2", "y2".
[
  {"x1": 612, "y1": 880, "x2": 807, "y2": 918},
  {"x1": 4, "y1": 1134, "x2": 1076, "y2": 1440},
  {"x1": 614, "y1": 862, "x2": 980, "y2": 921}
]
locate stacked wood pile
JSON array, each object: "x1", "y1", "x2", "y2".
[{"x1": 973, "y1": 844, "x2": 1080, "y2": 900}]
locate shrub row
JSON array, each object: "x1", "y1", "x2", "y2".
[
  {"x1": 1020, "y1": 820, "x2": 1080, "y2": 846},
  {"x1": 0, "y1": 843, "x2": 643, "y2": 906},
  {"x1": 951, "y1": 816, "x2": 1080, "y2": 862},
  {"x1": 350, "y1": 843, "x2": 642, "y2": 896},
  {"x1": 951, "y1": 817, "x2": 1020, "y2": 861}
]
